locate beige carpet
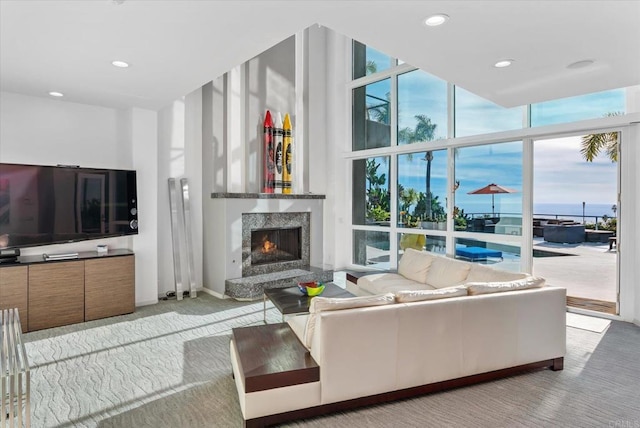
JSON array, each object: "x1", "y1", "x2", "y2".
[{"x1": 23, "y1": 294, "x2": 640, "y2": 427}]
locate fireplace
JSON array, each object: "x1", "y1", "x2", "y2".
[
  {"x1": 250, "y1": 227, "x2": 301, "y2": 266},
  {"x1": 242, "y1": 212, "x2": 310, "y2": 277}
]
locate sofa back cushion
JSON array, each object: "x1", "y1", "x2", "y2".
[
  {"x1": 395, "y1": 285, "x2": 468, "y2": 303},
  {"x1": 465, "y1": 264, "x2": 528, "y2": 283},
  {"x1": 398, "y1": 248, "x2": 433, "y2": 283},
  {"x1": 466, "y1": 277, "x2": 546, "y2": 295},
  {"x1": 304, "y1": 293, "x2": 395, "y2": 348},
  {"x1": 424, "y1": 255, "x2": 472, "y2": 289}
]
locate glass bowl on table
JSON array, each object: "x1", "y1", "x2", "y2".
[{"x1": 297, "y1": 281, "x2": 325, "y2": 296}]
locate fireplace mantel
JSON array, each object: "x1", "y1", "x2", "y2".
[{"x1": 211, "y1": 192, "x2": 325, "y2": 200}]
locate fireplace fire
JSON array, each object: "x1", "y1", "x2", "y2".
[{"x1": 250, "y1": 227, "x2": 301, "y2": 266}]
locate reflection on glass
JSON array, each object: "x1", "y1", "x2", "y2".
[
  {"x1": 531, "y1": 88, "x2": 625, "y2": 127},
  {"x1": 353, "y1": 157, "x2": 390, "y2": 227},
  {"x1": 455, "y1": 238, "x2": 521, "y2": 272},
  {"x1": 454, "y1": 86, "x2": 523, "y2": 137},
  {"x1": 353, "y1": 41, "x2": 392, "y2": 79},
  {"x1": 353, "y1": 79, "x2": 391, "y2": 151},
  {"x1": 454, "y1": 142, "x2": 522, "y2": 235},
  {"x1": 353, "y1": 230, "x2": 390, "y2": 268},
  {"x1": 398, "y1": 234, "x2": 445, "y2": 258},
  {"x1": 397, "y1": 150, "x2": 447, "y2": 230},
  {"x1": 397, "y1": 70, "x2": 447, "y2": 144}
]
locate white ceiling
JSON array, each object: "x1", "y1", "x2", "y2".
[{"x1": 1, "y1": 0, "x2": 639, "y2": 111}]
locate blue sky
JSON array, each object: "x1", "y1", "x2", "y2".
[{"x1": 362, "y1": 46, "x2": 625, "y2": 215}]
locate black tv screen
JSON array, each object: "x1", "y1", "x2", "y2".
[{"x1": 0, "y1": 163, "x2": 138, "y2": 250}]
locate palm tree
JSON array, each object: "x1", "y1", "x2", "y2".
[
  {"x1": 366, "y1": 60, "x2": 377, "y2": 75},
  {"x1": 399, "y1": 186, "x2": 418, "y2": 213},
  {"x1": 580, "y1": 112, "x2": 621, "y2": 162},
  {"x1": 366, "y1": 159, "x2": 386, "y2": 192},
  {"x1": 368, "y1": 92, "x2": 390, "y2": 124},
  {"x1": 399, "y1": 114, "x2": 438, "y2": 218}
]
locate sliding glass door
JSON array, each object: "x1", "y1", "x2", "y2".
[{"x1": 533, "y1": 133, "x2": 619, "y2": 314}]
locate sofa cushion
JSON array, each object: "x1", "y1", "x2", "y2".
[
  {"x1": 424, "y1": 255, "x2": 472, "y2": 289},
  {"x1": 395, "y1": 285, "x2": 468, "y2": 303},
  {"x1": 303, "y1": 293, "x2": 395, "y2": 348},
  {"x1": 465, "y1": 264, "x2": 528, "y2": 283},
  {"x1": 359, "y1": 273, "x2": 433, "y2": 295},
  {"x1": 287, "y1": 314, "x2": 309, "y2": 346},
  {"x1": 398, "y1": 248, "x2": 433, "y2": 283},
  {"x1": 466, "y1": 277, "x2": 546, "y2": 295}
]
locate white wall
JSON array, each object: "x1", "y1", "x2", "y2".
[
  {"x1": 0, "y1": 92, "x2": 130, "y2": 167},
  {"x1": 130, "y1": 108, "x2": 159, "y2": 306},
  {"x1": 246, "y1": 36, "x2": 296, "y2": 193},
  {"x1": 0, "y1": 91, "x2": 158, "y2": 306},
  {"x1": 156, "y1": 88, "x2": 203, "y2": 298}
]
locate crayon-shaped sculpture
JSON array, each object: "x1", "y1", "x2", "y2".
[
  {"x1": 262, "y1": 110, "x2": 275, "y2": 193},
  {"x1": 274, "y1": 113, "x2": 284, "y2": 194},
  {"x1": 282, "y1": 113, "x2": 293, "y2": 194}
]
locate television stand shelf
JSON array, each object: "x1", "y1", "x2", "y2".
[{"x1": 0, "y1": 249, "x2": 135, "y2": 332}]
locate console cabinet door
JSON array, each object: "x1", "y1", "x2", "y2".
[
  {"x1": 85, "y1": 255, "x2": 134, "y2": 321},
  {"x1": 0, "y1": 266, "x2": 29, "y2": 333},
  {"x1": 28, "y1": 261, "x2": 85, "y2": 331}
]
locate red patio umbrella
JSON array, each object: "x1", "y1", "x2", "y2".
[{"x1": 467, "y1": 183, "x2": 519, "y2": 216}]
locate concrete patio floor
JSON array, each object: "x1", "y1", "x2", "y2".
[
  {"x1": 361, "y1": 237, "x2": 618, "y2": 306},
  {"x1": 531, "y1": 239, "x2": 617, "y2": 303}
]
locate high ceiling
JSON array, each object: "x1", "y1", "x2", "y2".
[{"x1": 1, "y1": 0, "x2": 638, "y2": 110}]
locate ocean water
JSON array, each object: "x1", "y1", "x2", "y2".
[
  {"x1": 458, "y1": 201, "x2": 616, "y2": 223},
  {"x1": 533, "y1": 203, "x2": 616, "y2": 218}
]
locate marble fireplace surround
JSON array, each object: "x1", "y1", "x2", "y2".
[
  {"x1": 242, "y1": 212, "x2": 310, "y2": 277},
  {"x1": 205, "y1": 193, "x2": 326, "y2": 299}
]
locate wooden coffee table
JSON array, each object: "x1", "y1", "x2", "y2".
[{"x1": 263, "y1": 283, "x2": 354, "y2": 323}]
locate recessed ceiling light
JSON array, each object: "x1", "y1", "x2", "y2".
[
  {"x1": 494, "y1": 59, "x2": 514, "y2": 68},
  {"x1": 111, "y1": 60, "x2": 130, "y2": 68},
  {"x1": 567, "y1": 59, "x2": 595, "y2": 69},
  {"x1": 49, "y1": 91, "x2": 64, "y2": 97},
  {"x1": 424, "y1": 14, "x2": 449, "y2": 27}
]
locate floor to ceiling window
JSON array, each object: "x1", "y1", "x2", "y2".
[{"x1": 348, "y1": 39, "x2": 628, "y2": 315}]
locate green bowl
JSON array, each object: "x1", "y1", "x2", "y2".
[{"x1": 306, "y1": 284, "x2": 325, "y2": 297}]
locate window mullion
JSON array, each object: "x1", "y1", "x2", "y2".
[{"x1": 390, "y1": 73, "x2": 398, "y2": 148}]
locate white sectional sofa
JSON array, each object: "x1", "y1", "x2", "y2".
[
  {"x1": 230, "y1": 249, "x2": 566, "y2": 427},
  {"x1": 347, "y1": 248, "x2": 536, "y2": 296}
]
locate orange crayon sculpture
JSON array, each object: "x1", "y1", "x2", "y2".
[
  {"x1": 282, "y1": 113, "x2": 293, "y2": 194},
  {"x1": 274, "y1": 113, "x2": 284, "y2": 194},
  {"x1": 262, "y1": 110, "x2": 275, "y2": 193}
]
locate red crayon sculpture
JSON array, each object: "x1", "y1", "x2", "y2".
[{"x1": 263, "y1": 110, "x2": 275, "y2": 193}]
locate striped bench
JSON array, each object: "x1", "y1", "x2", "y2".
[{"x1": 1, "y1": 308, "x2": 30, "y2": 427}]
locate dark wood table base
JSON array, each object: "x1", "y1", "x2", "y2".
[{"x1": 242, "y1": 357, "x2": 564, "y2": 428}]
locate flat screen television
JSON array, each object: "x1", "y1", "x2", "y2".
[{"x1": 0, "y1": 163, "x2": 138, "y2": 250}]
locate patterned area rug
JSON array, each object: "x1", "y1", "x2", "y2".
[{"x1": 23, "y1": 294, "x2": 640, "y2": 427}]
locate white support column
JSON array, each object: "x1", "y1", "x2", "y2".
[
  {"x1": 295, "y1": 29, "x2": 309, "y2": 194},
  {"x1": 446, "y1": 147, "x2": 456, "y2": 255},
  {"x1": 227, "y1": 65, "x2": 245, "y2": 193},
  {"x1": 619, "y1": 123, "x2": 639, "y2": 324},
  {"x1": 521, "y1": 138, "x2": 534, "y2": 274}
]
